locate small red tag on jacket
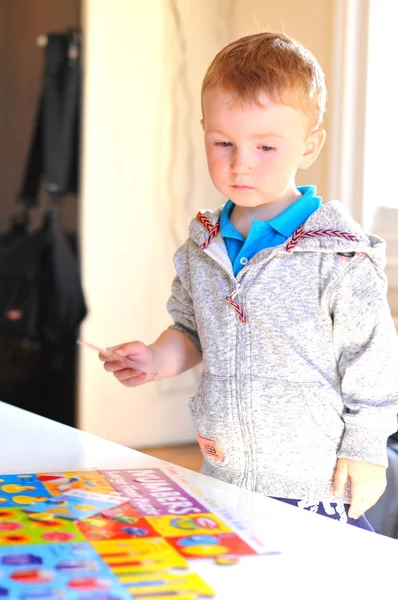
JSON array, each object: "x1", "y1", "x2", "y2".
[{"x1": 197, "y1": 432, "x2": 224, "y2": 461}]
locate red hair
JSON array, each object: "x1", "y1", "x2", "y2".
[{"x1": 202, "y1": 32, "x2": 327, "y2": 128}]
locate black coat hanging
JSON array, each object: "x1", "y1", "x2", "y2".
[{"x1": 0, "y1": 31, "x2": 87, "y2": 368}]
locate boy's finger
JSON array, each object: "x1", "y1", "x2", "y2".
[
  {"x1": 333, "y1": 460, "x2": 348, "y2": 496},
  {"x1": 103, "y1": 360, "x2": 126, "y2": 373},
  {"x1": 348, "y1": 491, "x2": 365, "y2": 519},
  {"x1": 115, "y1": 368, "x2": 144, "y2": 381},
  {"x1": 115, "y1": 371, "x2": 147, "y2": 386},
  {"x1": 110, "y1": 345, "x2": 140, "y2": 357}
]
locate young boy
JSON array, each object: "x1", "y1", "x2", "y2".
[{"x1": 102, "y1": 32, "x2": 398, "y2": 529}]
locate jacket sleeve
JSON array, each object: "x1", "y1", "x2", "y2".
[
  {"x1": 329, "y1": 255, "x2": 398, "y2": 467},
  {"x1": 166, "y1": 240, "x2": 202, "y2": 352}
]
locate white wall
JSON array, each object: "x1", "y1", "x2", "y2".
[
  {"x1": 78, "y1": 0, "x2": 233, "y2": 447},
  {"x1": 79, "y1": 0, "x2": 335, "y2": 448}
]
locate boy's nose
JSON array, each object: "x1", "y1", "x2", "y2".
[{"x1": 230, "y1": 151, "x2": 252, "y2": 174}]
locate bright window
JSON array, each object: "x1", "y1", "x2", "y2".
[{"x1": 363, "y1": 0, "x2": 398, "y2": 230}]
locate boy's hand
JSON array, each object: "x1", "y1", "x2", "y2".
[
  {"x1": 333, "y1": 458, "x2": 387, "y2": 519},
  {"x1": 100, "y1": 341, "x2": 158, "y2": 387}
]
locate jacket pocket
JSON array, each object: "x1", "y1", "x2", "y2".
[
  {"x1": 301, "y1": 381, "x2": 345, "y2": 443},
  {"x1": 189, "y1": 373, "x2": 242, "y2": 472},
  {"x1": 251, "y1": 378, "x2": 344, "y2": 461}
]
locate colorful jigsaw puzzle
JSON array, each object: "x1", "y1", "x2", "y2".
[{"x1": 0, "y1": 468, "x2": 276, "y2": 598}]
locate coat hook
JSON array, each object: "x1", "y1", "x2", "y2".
[{"x1": 36, "y1": 34, "x2": 48, "y2": 47}]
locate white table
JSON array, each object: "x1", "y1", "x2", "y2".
[{"x1": 0, "y1": 401, "x2": 397, "y2": 599}]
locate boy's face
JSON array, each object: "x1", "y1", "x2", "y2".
[{"x1": 201, "y1": 89, "x2": 325, "y2": 208}]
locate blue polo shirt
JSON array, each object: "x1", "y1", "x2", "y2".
[{"x1": 220, "y1": 185, "x2": 322, "y2": 275}]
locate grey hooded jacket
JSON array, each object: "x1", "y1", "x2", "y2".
[{"x1": 167, "y1": 200, "x2": 398, "y2": 502}]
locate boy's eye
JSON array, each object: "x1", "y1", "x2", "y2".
[
  {"x1": 215, "y1": 141, "x2": 232, "y2": 147},
  {"x1": 261, "y1": 145, "x2": 275, "y2": 152}
]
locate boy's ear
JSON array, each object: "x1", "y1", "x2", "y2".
[
  {"x1": 299, "y1": 128, "x2": 326, "y2": 170},
  {"x1": 200, "y1": 118, "x2": 205, "y2": 130}
]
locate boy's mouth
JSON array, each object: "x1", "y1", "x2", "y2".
[{"x1": 232, "y1": 185, "x2": 254, "y2": 191}]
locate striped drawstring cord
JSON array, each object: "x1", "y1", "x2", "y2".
[
  {"x1": 285, "y1": 224, "x2": 359, "y2": 253},
  {"x1": 197, "y1": 212, "x2": 221, "y2": 250},
  {"x1": 225, "y1": 295, "x2": 248, "y2": 323},
  {"x1": 197, "y1": 212, "x2": 247, "y2": 323}
]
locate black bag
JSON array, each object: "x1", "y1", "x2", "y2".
[
  {"x1": 0, "y1": 206, "x2": 85, "y2": 422},
  {"x1": 0, "y1": 207, "x2": 86, "y2": 346}
]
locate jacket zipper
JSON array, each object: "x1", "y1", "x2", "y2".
[
  {"x1": 204, "y1": 246, "x2": 250, "y2": 485},
  {"x1": 204, "y1": 247, "x2": 237, "y2": 288},
  {"x1": 204, "y1": 244, "x2": 282, "y2": 488},
  {"x1": 236, "y1": 247, "x2": 282, "y2": 489}
]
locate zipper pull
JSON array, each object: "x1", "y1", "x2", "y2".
[
  {"x1": 230, "y1": 283, "x2": 241, "y2": 299},
  {"x1": 230, "y1": 270, "x2": 250, "y2": 298}
]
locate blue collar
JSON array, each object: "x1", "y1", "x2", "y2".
[{"x1": 220, "y1": 185, "x2": 322, "y2": 240}]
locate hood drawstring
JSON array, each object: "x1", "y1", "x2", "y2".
[
  {"x1": 197, "y1": 212, "x2": 220, "y2": 250},
  {"x1": 226, "y1": 294, "x2": 248, "y2": 323},
  {"x1": 285, "y1": 223, "x2": 359, "y2": 252}
]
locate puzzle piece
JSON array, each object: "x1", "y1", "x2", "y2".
[
  {"x1": 0, "y1": 508, "x2": 84, "y2": 546},
  {"x1": 122, "y1": 571, "x2": 215, "y2": 597},
  {"x1": 93, "y1": 538, "x2": 188, "y2": 573}
]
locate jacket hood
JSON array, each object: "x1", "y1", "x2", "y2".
[{"x1": 190, "y1": 200, "x2": 386, "y2": 270}]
